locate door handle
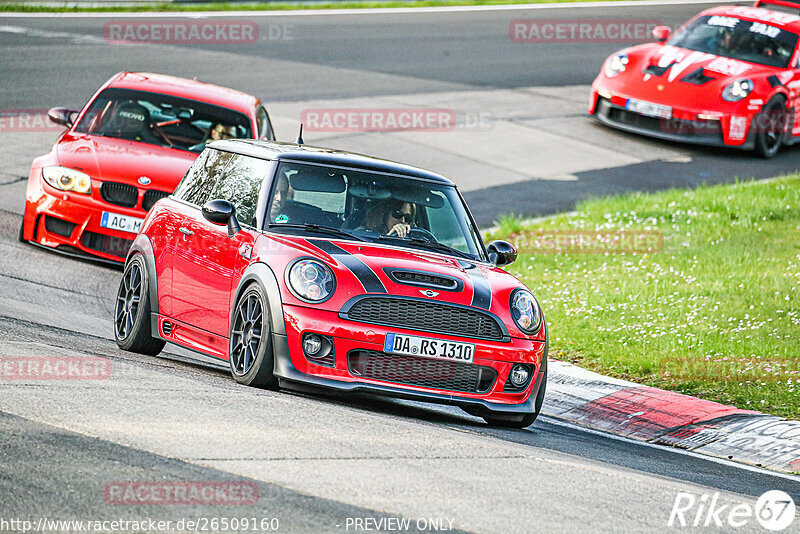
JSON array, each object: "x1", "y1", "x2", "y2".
[{"x1": 179, "y1": 227, "x2": 194, "y2": 236}]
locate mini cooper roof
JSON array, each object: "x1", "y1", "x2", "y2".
[{"x1": 208, "y1": 139, "x2": 456, "y2": 186}]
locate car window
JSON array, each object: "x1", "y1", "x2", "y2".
[
  {"x1": 173, "y1": 149, "x2": 234, "y2": 206},
  {"x1": 208, "y1": 154, "x2": 270, "y2": 227},
  {"x1": 256, "y1": 106, "x2": 274, "y2": 140},
  {"x1": 73, "y1": 87, "x2": 253, "y2": 152}
]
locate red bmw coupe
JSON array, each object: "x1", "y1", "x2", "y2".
[
  {"x1": 21, "y1": 72, "x2": 275, "y2": 263},
  {"x1": 114, "y1": 139, "x2": 548, "y2": 428},
  {"x1": 590, "y1": 0, "x2": 800, "y2": 157}
]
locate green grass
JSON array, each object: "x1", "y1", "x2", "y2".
[
  {"x1": 489, "y1": 176, "x2": 800, "y2": 419},
  {"x1": 0, "y1": 0, "x2": 641, "y2": 12}
]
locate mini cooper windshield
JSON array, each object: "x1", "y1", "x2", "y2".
[
  {"x1": 267, "y1": 161, "x2": 486, "y2": 261},
  {"x1": 668, "y1": 15, "x2": 799, "y2": 68},
  {"x1": 73, "y1": 87, "x2": 253, "y2": 152}
]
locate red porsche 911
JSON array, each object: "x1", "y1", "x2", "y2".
[
  {"x1": 21, "y1": 72, "x2": 275, "y2": 263},
  {"x1": 590, "y1": 0, "x2": 800, "y2": 157},
  {"x1": 114, "y1": 139, "x2": 548, "y2": 428}
]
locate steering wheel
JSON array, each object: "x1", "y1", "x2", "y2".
[{"x1": 408, "y1": 227, "x2": 437, "y2": 243}]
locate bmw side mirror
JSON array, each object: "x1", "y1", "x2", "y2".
[
  {"x1": 487, "y1": 240, "x2": 517, "y2": 267},
  {"x1": 652, "y1": 25, "x2": 671, "y2": 43},
  {"x1": 47, "y1": 107, "x2": 78, "y2": 128},
  {"x1": 202, "y1": 199, "x2": 241, "y2": 238}
]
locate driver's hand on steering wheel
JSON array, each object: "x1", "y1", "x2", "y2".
[{"x1": 387, "y1": 223, "x2": 411, "y2": 238}]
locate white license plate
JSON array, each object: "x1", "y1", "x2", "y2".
[
  {"x1": 384, "y1": 333, "x2": 475, "y2": 364},
  {"x1": 101, "y1": 212, "x2": 144, "y2": 234},
  {"x1": 625, "y1": 98, "x2": 672, "y2": 119}
]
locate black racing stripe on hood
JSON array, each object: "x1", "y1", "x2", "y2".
[
  {"x1": 307, "y1": 240, "x2": 387, "y2": 294},
  {"x1": 459, "y1": 260, "x2": 492, "y2": 310}
]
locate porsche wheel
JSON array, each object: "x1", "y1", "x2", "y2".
[
  {"x1": 114, "y1": 254, "x2": 165, "y2": 356},
  {"x1": 229, "y1": 284, "x2": 278, "y2": 389},
  {"x1": 754, "y1": 97, "x2": 788, "y2": 159},
  {"x1": 483, "y1": 363, "x2": 547, "y2": 429}
]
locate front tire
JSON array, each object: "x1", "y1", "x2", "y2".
[
  {"x1": 754, "y1": 97, "x2": 788, "y2": 159},
  {"x1": 229, "y1": 284, "x2": 278, "y2": 389},
  {"x1": 483, "y1": 363, "x2": 547, "y2": 429},
  {"x1": 114, "y1": 254, "x2": 165, "y2": 356}
]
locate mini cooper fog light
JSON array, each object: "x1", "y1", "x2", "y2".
[
  {"x1": 303, "y1": 334, "x2": 323, "y2": 356},
  {"x1": 510, "y1": 365, "x2": 530, "y2": 387}
]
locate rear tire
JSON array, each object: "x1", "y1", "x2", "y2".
[
  {"x1": 483, "y1": 363, "x2": 547, "y2": 429},
  {"x1": 229, "y1": 284, "x2": 278, "y2": 389},
  {"x1": 754, "y1": 97, "x2": 788, "y2": 159},
  {"x1": 114, "y1": 254, "x2": 165, "y2": 356}
]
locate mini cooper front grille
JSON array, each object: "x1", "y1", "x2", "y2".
[
  {"x1": 142, "y1": 190, "x2": 170, "y2": 211},
  {"x1": 101, "y1": 182, "x2": 138, "y2": 209},
  {"x1": 388, "y1": 269, "x2": 460, "y2": 291},
  {"x1": 342, "y1": 297, "x2": 505, "y2": 341},
  {"x1": 44, "y1": 216, "x2": 76, "y2": 238},
  {"x1": 347, "y1": 350, "x2": 496, "y2": 393}
]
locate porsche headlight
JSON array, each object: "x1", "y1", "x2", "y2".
[
  {"x1": 722, "y1": 79, "x2": 753, "y2": 102},
  {"x1": 604, "y1": 53, "x2": 629, "y2": 78},
  {"x1": 42, "y1": 166, "x2": 92, "y2": 194},
  {"x1": 510, "y1": 289, "x2": 542, "y2": 334},
  {"x1": 288, "y1": 259, "x2": 335, "y2": 302}
]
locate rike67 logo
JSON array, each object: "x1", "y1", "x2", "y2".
[{"x1": 669, "y1": 490, "x2": 796, "y2": 531}]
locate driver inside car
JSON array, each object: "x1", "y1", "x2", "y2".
[{"x1": 360, "y1": 199, "x2": 417, "y2": 238}]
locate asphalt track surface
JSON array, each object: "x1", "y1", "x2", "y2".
[{"x1": 1, "y1": 2, "x2": 800, "y2": 532}]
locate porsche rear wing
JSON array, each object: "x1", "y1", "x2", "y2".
[{"x1": 754, "y1": 0, "x2": 800, "y2": 11}]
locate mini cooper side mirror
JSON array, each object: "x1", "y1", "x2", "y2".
[
  {"x1": 47, "y1": 107, "x2": 78, "y2": 128},
  {"x1": 202, "y1": 199, "x2": 241, "y2": 238},
  {"x1": 652, "y1": 25, "x2": 671, "y2": 43},
  {"x1": 487, "y1": 240, "x2": 518, "y2": 267}
]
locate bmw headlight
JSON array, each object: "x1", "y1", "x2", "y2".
[
  {"x1": 510, "y1": 289, "x2": 542, "y2": 334},
  {"x1": 288, "y1": 259, "x2": 335, "y2": 302},
  {"x1": 722, "y1": 79, "x2": 753, "y2": 102},
  {"x1": 42, "y1": 166, "x2": 92, "y2": 194},
  {"x1": 604, "y1": 53, "x2": 629, "y2": 78}
]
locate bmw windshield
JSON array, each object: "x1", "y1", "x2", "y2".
[
  {"x1": 266, "y1": 161, "x2": 486, "y2": 261},
  {"x1": 668, "y1": 15, "x2": 799, "y2": 68}
]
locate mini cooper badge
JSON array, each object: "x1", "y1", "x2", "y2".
[
  {"x1": 138, "y1": 176, "x2": 152, "y2": 186},
  {"x1": 419, "y1": 289, "x2": 439, "y2": 298}
]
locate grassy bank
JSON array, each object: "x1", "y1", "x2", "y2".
[
  {"x1": 0, "y1": 0, "x2": 641, "y2": 12},
  {"x1": 490, "y1": 176, "x2": 800, "y2": 419}
]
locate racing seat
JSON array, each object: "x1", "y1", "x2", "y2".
[{"x1": 107, "y1": 102, "x2": 161, "y2": 145}]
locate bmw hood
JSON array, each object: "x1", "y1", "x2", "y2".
[{"x1": 56, "y1": 132, "x2": 198, "y2": 191}]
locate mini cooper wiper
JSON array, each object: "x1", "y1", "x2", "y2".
[
  {"x1": 268, "y1": 223, "x2": 366, "y2": 242},
  {"x1": 377, "y1": 234, "x2": 474, "y2": 260}
]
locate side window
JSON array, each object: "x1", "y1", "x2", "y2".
[
  {"x1": 256, "y1": 106, "x2": 274, "y2": 140},
  {"x1": 173, "y1": 149, "x2": 234, "y2": 206},
  {"x1": 208, "y1": 154, "x2": 270, "y2": 227}
]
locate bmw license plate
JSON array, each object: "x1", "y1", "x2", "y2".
[
  {"x1": 625, "y1": 98, "x2": 672, "y2": 119},
  {"x1": 384, "y1": 333, "x2": 475, "y2": 364},
  {"x1": 101, "y1": 212, "x2": 144, "y2": 234}
]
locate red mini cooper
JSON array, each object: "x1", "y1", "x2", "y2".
[
  {"x1": 590, "y1": 0, "x2": 800, "y2": 157},
  {"x1": 21, "y1": 72, "x2": 275, "y2": 263},
  {"x1": 114, "y1": 139, "x2": 548, "y2": 428}
]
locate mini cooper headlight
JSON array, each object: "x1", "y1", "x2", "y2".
[
  {"x1": 42, "y1": 166, "x2": 92, "y2": 194},
  {"x1": 604, "y1": 53, "x2": 629, "y2": 78},
  {"x1": 722, "y1": 79, "x2": 753, "y2": 102},
  {"x1": 510, "y1": 289, "x2": 542, "y2": 334},
  {"x1": 288, "y1": 259, "x2": 335, "y2": 302}
]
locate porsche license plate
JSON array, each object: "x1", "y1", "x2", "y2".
[
  {"x1": 101, "y1": 212, "x2": 144, "y2": 235},
  {"x1": 384, "y1": 333, "x2": 475, "y2": 363},
  {"x1": 625, "y1": 98, "x2": 672, "y2": 119}
]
